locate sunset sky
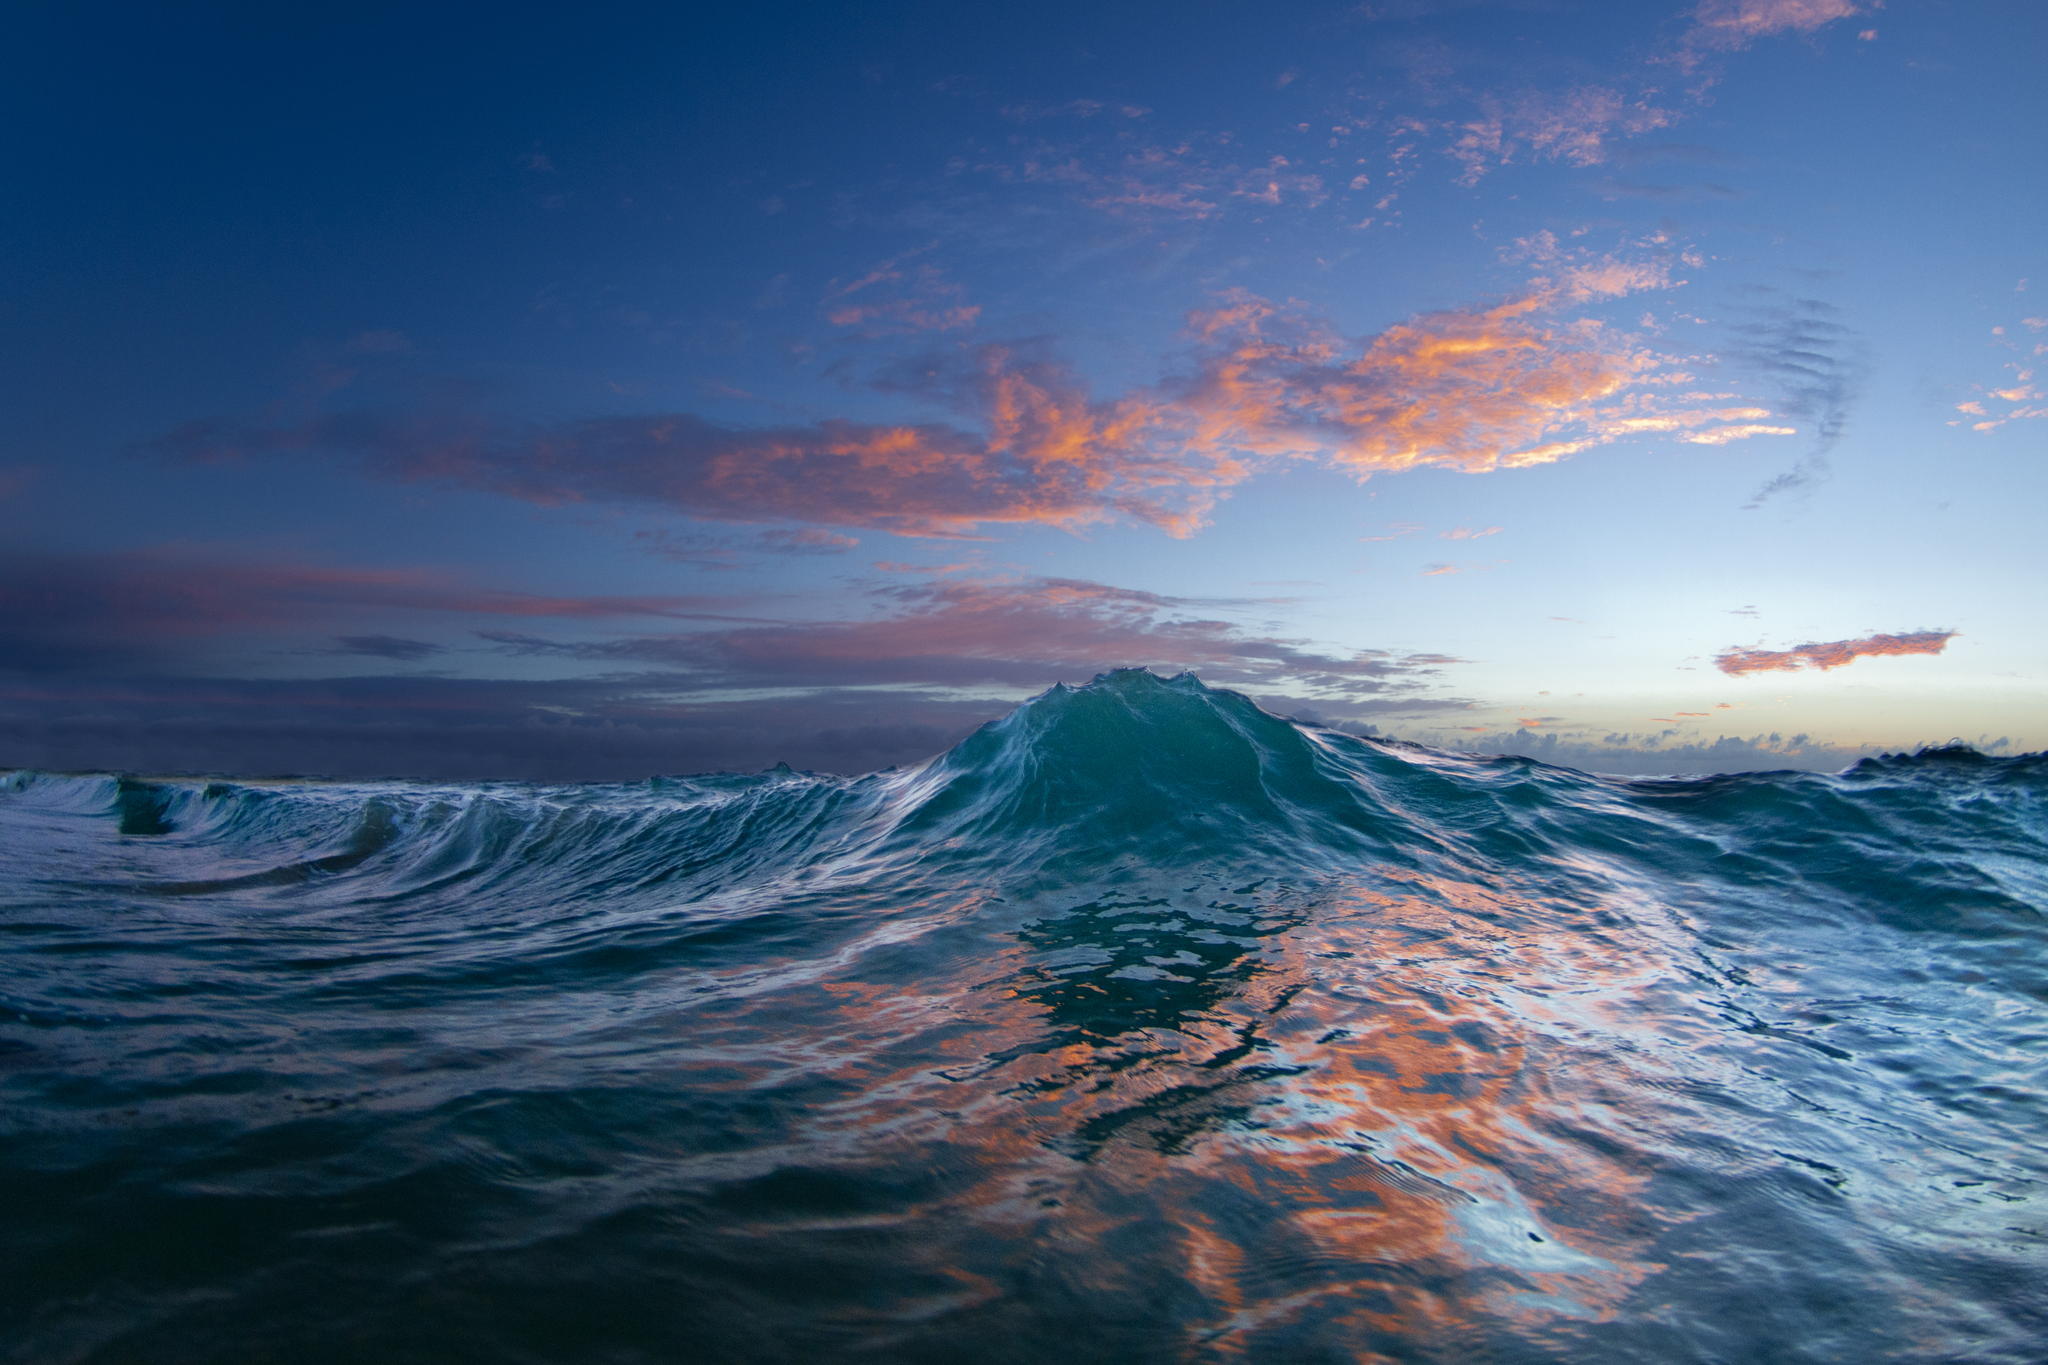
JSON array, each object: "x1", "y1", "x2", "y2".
[{"x1": 5, "y1": 0, "x2": 2044, "y2": 779}]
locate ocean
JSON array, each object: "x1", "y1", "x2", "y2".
[{"x1": 3, "y1": 668, "x2": 2043, "y2": 1362}]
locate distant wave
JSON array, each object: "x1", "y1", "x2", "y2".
[{"x1": 4, "y1": 670, "x2": 2045, "y2": 1362}]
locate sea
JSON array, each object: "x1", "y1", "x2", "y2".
[{"x1": 2, "y1": 669, "x2": 2043, "y2": 1362}]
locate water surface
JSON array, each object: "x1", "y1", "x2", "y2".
[{"x1": 3, "y1": 671, "x2": 2044, "y2": 1362}]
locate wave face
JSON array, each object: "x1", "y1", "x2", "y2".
[{"x1": 3, "y1": 668, "x2": 2045, "y2": 1363}]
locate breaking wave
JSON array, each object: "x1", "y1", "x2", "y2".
[{"x1": 3, "y1": 669, "x2": 2044, "y2": 1362}]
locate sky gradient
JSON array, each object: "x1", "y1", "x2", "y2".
[{"x1": 5, "y1": 0, "x2": 2044, "y2": 779}]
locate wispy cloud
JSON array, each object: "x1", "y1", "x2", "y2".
[
  {"x1": 634, "y1": 527, "x2": 858, "y2": 569},
  {"x1": 1715, "y1": 629, "x2": 1958, "y2": 677},
  {"x1": 1727, "y1": 293, "x2": 1864, "y2": 507},
  {"x1": 330, "y1": 634, "x2": 442, "y2": 661},
  {"x1": 997, "y1": 99, "x2": 1151, "y2": 122},
  {"x1": 1683, "y1": 0, "x2": 1868, "y2": 54},
  {"x1": 1338, "y1": 0, "x2": 1873, "y2": 207},
  {"x1": 823, "y1": 247, "x2": 981, "y2": 334},
  {"x1": 963, "y1": 121, "x2": 1334, "y2": 224},
  {"x1": 1446, "y1": 86, "x2": 1676, "y2": 185}
]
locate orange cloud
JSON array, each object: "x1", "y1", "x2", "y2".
[
  {"x1": 1175, "y1": 273, "x2": 1784, "y2": 482},
  {"x1": 157, "y1": 268, "x2": 1790, "y2": 540},
  {"x1": 1714, "y1": 630, "x2": 1958, "y2": 677},
  {"x1": 823, "y1": 250, "x2": 981, "y2": 334},
  {"x1": 1952, "y1": 333, "x2": 2048, "y2": 430}
]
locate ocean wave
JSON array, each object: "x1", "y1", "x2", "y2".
[{"x1": 3, "y1": 670, "x2": 2044, "y2": 1362}]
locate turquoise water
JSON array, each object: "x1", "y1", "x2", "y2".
[{"x1": 3, "y1": 670, "x2": 2044, "y2": 1362}]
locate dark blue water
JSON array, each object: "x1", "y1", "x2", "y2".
[{"x1": 4, "y1": 670, "x2": 2045, "y2": 1362}]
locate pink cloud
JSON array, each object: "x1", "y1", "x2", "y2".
[
  {"x1": 872, "y1": 560, "x2": 977, "y2": 575},
  {"x1": 1714, "y1": 629, "x2": 1958, "y2": 677},
  {"x1": 1688, "y1": 0, "x2": 1865, "y2": 48},
  {"x1": 156, "y1": 266, "x2": 1789, "y2": 541},
  {"x1": 1448, "y1": 86, "x2": 1675, "y2": 183}
]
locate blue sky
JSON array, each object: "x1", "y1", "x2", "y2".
[{"x1": 3, "y1": 0, "x2": 2044, "y2": 778}]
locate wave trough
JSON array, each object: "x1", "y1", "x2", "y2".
[{"x1": 3, "y1": 669, "x2": 2044, "y2": 1363}]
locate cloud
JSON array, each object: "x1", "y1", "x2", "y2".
[
  {"x1": 1684, "y1": 0, "x2": 1866, "y2": 52},
  {"x1": 872, "y1": 560, "x2": 977, "y2": 575},
  {"x1": 1726, "y1": 294, "x2": 1864, "y2": 507},
  {"x1": 1431, "y1": 725, "x2": 1913, "y2": 776},
  {"x1": 1951, "y1": 322, "x2": 2048, "y2": 432},
  {"x1": 478, "y1": 573, "x2": 1464, "y2": 707},
  {"x1": 330, "y1": 635, "x2": 442, "y2": 661},
  {"x1": 0, "y1": 671, "x2": 1018, "y2": 781},
  {"x1": 1359, "y1": 0, "x2": 1868, "y2": 194},
  {"x1": 1439, "y1": 526, "x2": 1501, "y2": 540},
  {"x1": 823, "y1": 248, "x2": 981, "y2": 334},
  {"x1": 0, "y1": 548, "x2": 769, "y2": 674},
  {"x1": 635, "y1": 526, "x2": 859, "y2": 568},
  {"x1": 0, "y1": 568, "x2": 1474, "y2": 779},
  {"x1": 966, "y1": 125, "x2": 1331, "y2": 224},
  {"x1": 151, "y1": 266, "x2": 1788, "y2": 540},
  {"x1": 1172, "y1": 274, "x2": 1785, "y2": 479},
  {"x1": 1447, "y1": 86, "x2": 1675, "y2": 184},
  {"x1": 997, "y1": 99, "x2": 1151, "y2": 122},
  {"x1": 1714, "y1": 629, "x2": 1958, "y2": 677}
]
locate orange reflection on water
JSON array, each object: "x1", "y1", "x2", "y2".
[{"x1": 638, "y1": 867, "x2": 1688, "y2": 1354}]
